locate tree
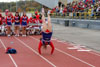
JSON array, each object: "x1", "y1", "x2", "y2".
[
  {"x1": 17, "y1": 8, "x2": 22, "y2": 12},
  {"x1": 0, "y1": 9, "x2": 2, "y2": 12},
  {"x1": 26, "y1": 7, "x2": 29, "y2": 12}
]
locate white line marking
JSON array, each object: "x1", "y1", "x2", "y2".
[
  {"x1": 88, "y1": 52, "x2": 100, "y2": 57},
  {"x1": 68, "y1": 46, "x2": 79, "y2": 50},
  {"x1": 51, "y1": 38, "x2": 57, "y2": 40},
  {"x1": 53, "y1": 39, "x2": 100, "y2": 57},
  {"x1": 30, "y1": 36, "x2": 95, "y2": 67},
  {"x1": 57, "y1": 41, "x2": 65, "y2": 42},
  {"x1": 14, "y1": 37, "x2": 56, "y2": 67},
  {"x1": 67, "y1": 46, "x2": 91, "y2": 52},
  {"x1": 0, "y1": 39, "x2": 18, "y2": 67},
  {"x1": 77, "y1": 49, "x2": 91, "y2": 52},
  {"x1": 55, "y1": 48, "x2": 95, "y2": 67}
]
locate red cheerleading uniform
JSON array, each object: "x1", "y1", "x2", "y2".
[
  {"x1": 0, "y1": 14, "x2": 2, "y2": 25},
  {"x1": 2, "y1": 17, "x2": 6, "y2": 23},
  {"x1": 33, "y1": 18, "x2": 42, "y2": 24},
  {"x1": 38, "y1": 29, "x2": 54, "y2": 54},
  {"x1": 39, "y1": 19, "x2": 42, "y2": 23},
  {"x1": 6, "y1": 16, "x2": 13, "y2": 26},
  {"x1": 36, "y1": 15, "x2": 40, "y2": 19},
  {"x1": 29, "y1": 17, "x2": 33, "y2": 23},
  {"x1": 14, "y1": 16, "x2": 21, "y2": 25},
  {"x1": 33, "y1": 18, "x2": 42, "y2": 28},
  {"x1": 0, "y1": 17, "x2": 2, "y2": 25},
  {"x1": 34, "y1": 19, "x2": 40, "y2": 24},
  {"x1": 20, "y1": 16, "x2": 29, "y2": 26}
]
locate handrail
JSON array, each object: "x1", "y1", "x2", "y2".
[{"x1": 50, "y1": 12, "x2": 100, "y2": 20}]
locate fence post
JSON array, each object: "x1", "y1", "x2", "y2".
[
  {"x1": 65, "y1": 20, "x2": 69, "y2": 27},
  {"x1": 80, "y1": 12, "x2": 81, "y2": 19}
]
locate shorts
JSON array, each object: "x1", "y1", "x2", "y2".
[
  {"x1": 15, "y1": 22, "x2": 20, "y2": 26},
  {"x1": 22, "y1": 22, "x2": 27, "y2": 26},
  {"x1": 41, "y1": 39, "x2": 50, "y2": 45},
  {"x1": 7, "y1": 22, "x2": 12, "y2": 26},
  {"x1": 34, "y1": 27, "x2": 40, "y2": 29},
  {"x1": 42, "y1": 32, "x2": 52, "y2": 40}
]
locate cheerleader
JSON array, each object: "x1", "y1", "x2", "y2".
[
  {"x1": 38, "y1": 9, "x2": 54, "y2": 54},
  {"x1": 0, "y1": 14, "x2": 2, "y2": 34},
  {"x1": 20, "y1": 12, "x2": 29, "y2": 37},
  {"x1": 14, "y1": 12, "x2": 20, "y2": 36},
  {"x1": 5, "y1": 12, "x2": 13, "y2": 36}
]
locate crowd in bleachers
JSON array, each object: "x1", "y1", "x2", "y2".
[{"x1": 50, "y1": 0, "x2": 100, "y2": 17}]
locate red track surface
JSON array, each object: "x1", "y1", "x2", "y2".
[{"x1": 0, "y1": 36, "x2": 100, "y2": 67}]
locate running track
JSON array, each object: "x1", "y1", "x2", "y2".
[{"x1": 0, "y1": 36, "x2": 100, "y2": 67}]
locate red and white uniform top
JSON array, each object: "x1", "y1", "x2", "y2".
[
  {"x1": 20, "y1": 16, "x2": 29, "y2": 24},
  {"x1": 5, "y1": 16, "x2": 13, "y2": 24}
]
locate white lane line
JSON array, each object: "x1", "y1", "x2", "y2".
[
  {"x1": 30, "y1": 36, "x2": 95, "y2": 67},
  {"x1": 0, "y1": 39, "x2": 18, "y2": 67},
  {"x1": 67, "y1": 46, "x2": 91, "y2": 52},
  {"x1": 55, "y1": 48, "x2": 95, "y2": 67},
  {"x1": 77, "y1": 49, "x2": 91, "y2": 52},
  {"x1": 88, "y1": 51, "x2": 100, "y2": 57},
  {"x1": 52, "y1": 38, "x2": 100, "y2": 57},
  {"x1": 14, "y1": 37, "x2": 56, "y2": 67}
]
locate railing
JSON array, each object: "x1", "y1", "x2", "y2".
[{"x1": 51, "y1": 12, "x2": 100, "y2": 20}]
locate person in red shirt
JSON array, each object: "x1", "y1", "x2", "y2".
[
  {"x1": 29, "y1": 16, "x2": 35, "y2": 35},
  {"x1": 29, "y1": 15, "x2": 43, "y2": 35},
  {"x1": 35, "y1": 11, "x2": 40, "y2": 19},
  {"x1": 14, "y1": 12, "x2": 21, "y2": 36},
  {"x1": 39, "y1": 16, "x2": 42, "y2": 24},
  {"x1": 33, "y1": 16, "x2": 43, "y2": 35},
  {"x1": 6, "y1": 12, "x2": 13, "y2": 37},
  {"x1": 29, "y1": 17, "x2": 33, "y2": 23},
  {"x1": 20, "y1": 12, "x2": 29, "y2": 37},
  {"x1": 2, "y1": 17, "x2": 6, "y2": 24},
  {"x1": 0, "y1": 13, "x2": 2, "y2": 33},
  {"x1": 63, "y1": 7, "x2": 67, "y2": 16},
  {"x1": 0, "y1": 13, "x2": 2, "y2": 26}
]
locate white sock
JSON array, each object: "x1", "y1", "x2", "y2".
[
  {"x1": 42, "y1": 8, "x2": 44, "y2": 13},
  {"x1": 47, "y1": 10, "x2": 51, "y2": 15}
]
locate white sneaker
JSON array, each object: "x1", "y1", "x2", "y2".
[
  {"x1": 17, "y1": 34, "x2": 19, "y2": 37},
  {"x1": 42, "y1": 8, "x2": 44, "y2": 13},
  {"x1": 22, "y1": 35, "x2": 26, "y2": 37},
  {"x1": 15, "y1": 34, "x2": 19, "y2": 37},
  {"x1": 8, "y1": 35, "x2": 11, "y2": 37},
  {"x1": 22, "y1": 35, "x2": 24, "y2": 37},
  {"x1": 47, "y1": 10, "x2": 51, "y2": 15},
  {"x1": 24, "y1": 35, "x2": 26, "y2": 37}
]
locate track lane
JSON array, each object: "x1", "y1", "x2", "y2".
[
  {"x1": 52, "y1": 39, "x2": 100, "y2": 67},
  {"x1": 1, "y1": 35, "x2": 100, "y2": 67},
  {"x1": 31, "y1": 36, "x2": 100, "y2": 67},
  {"x1": 0, "y1": 39, "x2": 15, "y2": 67},
  {"x1": 17, "y1": 36, "x2": 93, "y2": 67},
  {"x1": 53, "y1": 38, "x2": 100, "y2": 57},
  {"x1": 1, "y1": 37, "x2": 52, "y2": 67}
]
